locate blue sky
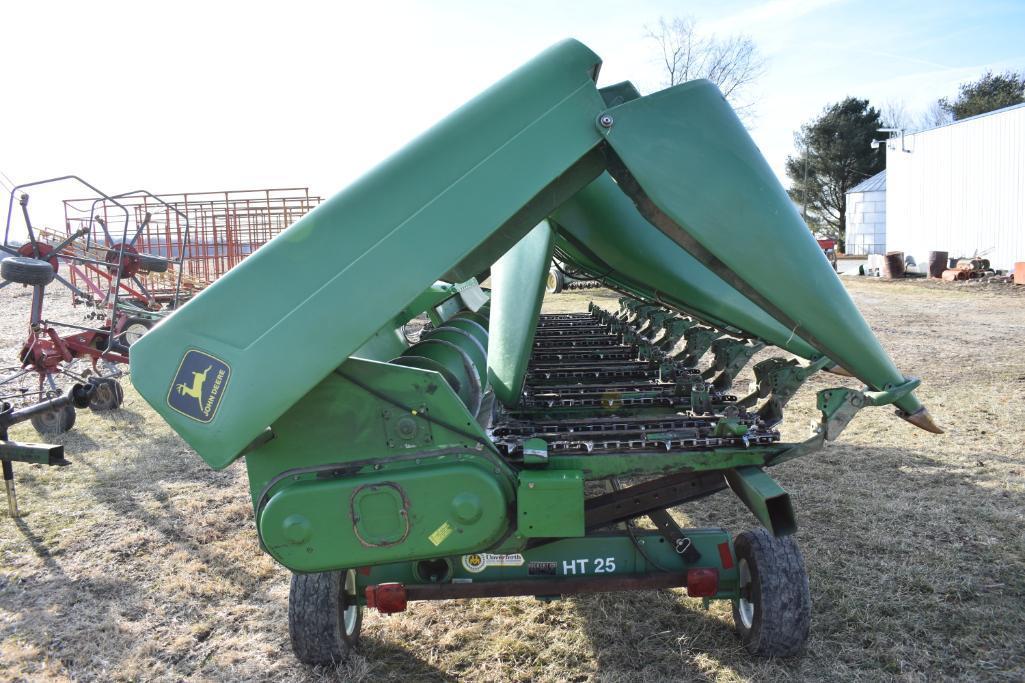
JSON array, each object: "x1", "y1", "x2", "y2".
[{"x1": 2, "y1": 0, "x2": 1023, "y2": 234}]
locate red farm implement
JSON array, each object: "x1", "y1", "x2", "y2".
[
  {"x1": 63, "y1": 187, "x2": 322, "y2": 301},
  {"x1": 1, "y1": 178, "x2": 320, "y2": 436}
]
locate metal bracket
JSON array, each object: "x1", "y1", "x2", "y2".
[
  {"x1": 688, "y1": 381, "x2": 712, "y2": 415},
  {"x1": 737, "y1": 355, "x2": 831, "y2": 425},
  {"x1": 675, "y1": 326, "x2": 722, "y2": 367},
  {"x1": 703, "y1": 337, "x2": 765, "y2": 391},
  {"x1": 768, "y1": 381, "x2": 911, "y2": 467}
]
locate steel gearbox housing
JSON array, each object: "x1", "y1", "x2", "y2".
[{"x1": 259, "y1": 461, "x2": 511, "y2": 573}]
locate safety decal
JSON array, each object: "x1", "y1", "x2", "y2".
[
  {"x1": 461, "y1": 553, "x2": 525, "y2": 573},
  {"x1": 428, "y1": 521, "x2": 454, "y2": 546}
]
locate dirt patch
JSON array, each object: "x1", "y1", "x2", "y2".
[{"x1": 1, "y1": 280, "x2": 1024, "y2": 681}]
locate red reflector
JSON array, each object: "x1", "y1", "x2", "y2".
[
  {"x1": 686, "y1": 568, "x2": 719, "y2": 597},
  {"x1": 718, "y1": 542, "x2": 734, "y2": 569},
  {"x1": 365, "y1": 583, "x2": 408, "y2": 614}
]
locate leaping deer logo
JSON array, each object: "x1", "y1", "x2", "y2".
[{"x1": 175, "y1": 365, "x2": 212, "y2": 406}]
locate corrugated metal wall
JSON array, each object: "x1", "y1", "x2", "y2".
[
  {"x1": 847, "y1": 189, "x2": 887, "y2": 255},
  {"x1": 885, "y1": 103, "x2": 1025, "y2": 271}
]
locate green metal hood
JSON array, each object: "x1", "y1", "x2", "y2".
[
  {"x1": 598, "y1": 80, "x2": 939, "y2": 432},
  {"x1": 550, "y1": 173, "x2": 823, "y2": 361}
]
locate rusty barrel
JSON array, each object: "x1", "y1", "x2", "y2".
[
  {"x1": 882, "y1": 251, "x2": 905, "y2": 279},
  {"x1": 927, "y1": 251, "x2": 948, "y2": 278}
]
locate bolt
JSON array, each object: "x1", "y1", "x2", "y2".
[
  {"x1": 598, "y1": 114, "x2": 614, "y2": 129},
  {"x1": 528, "y1": 482, "x2": 535, "y2": 489}
]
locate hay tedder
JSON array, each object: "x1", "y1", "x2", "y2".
[
  {"x1": 131, "y1": 40, "x2": 941, "y2": 662},
  {"x1": 0, "y1": 178, "x2": 187, "y2": 434},
  {"x1": 0, "y1": 182, "x2": 319, "y2": 436}
]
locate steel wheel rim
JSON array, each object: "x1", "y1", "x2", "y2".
[
  {"x1": 737, "y1": 558, "x2": 755, "y2": 629},
  {"x1": 95, "y1": 384, "x2": 113, "y2": 405},
  {"x1": 546, "y1": 271, "x2": 558, "y2": 290},
  {"x1": 342, "y1": 570, "x2": 359, "y2": 636},
  {"x1": 124, "y1": 323, "x2": 149, "y2": 346}
]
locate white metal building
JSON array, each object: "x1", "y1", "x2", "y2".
[
  {"x1": 845, "y1": 170, "x2": 887, "y2": 255},
  {"x1": 884, "y1": 102, "x2": 1025, "y2": 271}
]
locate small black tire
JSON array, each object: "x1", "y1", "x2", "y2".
[
  {"x1": 119, "y1": 318, "x2": 153, "y2": 347},
  {"x1": 546, "y1": 268, "x2": 564, "y2": 294},
  {"x1": 289, "y1": 569, "x2": 362, "y2": 665},
  {"x1": 136, "y1": 253, "x2": 169, "y2": 273},
  {"x1": 89, "y1": 379, "x2": 124, "y2": 411},
  {"x1": 732, "y1": 528, "x2": 811, "y2": 657},
  {"x1": 30, "y1": 404, "x2": 76, "y2": 435},
  {"x1": 2, "y1": 256, "x2": 55, "y2": 286}
]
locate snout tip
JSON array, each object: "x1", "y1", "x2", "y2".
[
  {"x1": 897, "y1": 406, "x2": 944, "y2": 434},
  {"x1": 825, "y1": 363, "x2": 853, "y2": 377}
]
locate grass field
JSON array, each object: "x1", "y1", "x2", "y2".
[{"x1": 1, "y1": 278, "x2": 1024, "y2": 681}]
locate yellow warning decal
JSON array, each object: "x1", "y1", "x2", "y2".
[{"x1": 429, "y1": 521, "x2": 454, "y2": 546}]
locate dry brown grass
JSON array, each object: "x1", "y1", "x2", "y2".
[{"x1": 2, "y1": 278, "x2": 1024, "y2": 681}]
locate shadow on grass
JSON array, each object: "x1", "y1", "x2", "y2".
[
  {"x1": 4, "y1": 438, "x2": 1023, "y2": 680},
  {"x1": 568, "y1": 442, "x2": 1025, "y2": 680},
  {"x1": 351, "y1": 637, "x2": 459, "y2": 682}
]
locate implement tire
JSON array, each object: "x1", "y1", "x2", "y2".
[
  {"x1": 119, "y1": 318, "x2": 153, "y2": 348},
  {"x1": 289, "y1": 569, "x2": 362, "y2": 665},
  {"x1": 30, "y1": 404, "x2": 76, "y2": 435},
  {"x1": 136, "y1": 253, "x2": 168, "y2": 273},
  {"x1": 89, "y1": 379, "x2": 124, "y2": 411},
  {"x1": 2, "y1": 256, "x2": 55, "y2": 286},
  {"x1": 732, "y1": 528, "x2": 811, "y2": 657},
  {"x1": 545, "y1": 267, "x2": 564, "y2": 294}
]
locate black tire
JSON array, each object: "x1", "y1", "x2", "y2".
[
  {"x1": 2, "y1": 256, "x2": 55, "y2": 286},
  {"x1": 89, "y1": 379, "x2": 124, "y2": 411},
  {"x1": 732, "y1": 528, "x2": 811, "y2": 657},
  {"x1": 545, "y1": 267, "x2": 564, "y2": 294},
  {"x1": 119, "y1": 318, "x2": 153, "y2": 347},
  {"x1": 137, "y1": 253, "x2": 169, "y2": 273},
  {"x1": 289, "y1": 569, "x2": 362, "y2": 665},
  {"x1": 30, "y1": 404, "x2": 76, "y2": 435}
]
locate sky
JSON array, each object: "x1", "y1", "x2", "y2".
[{"x1": 2, "y1": 0, "x2": 1024, "y2": 236}]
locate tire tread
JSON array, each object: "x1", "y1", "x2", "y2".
[{"x1": 733, "y1": 528, "x2": 811, "y2": 657}]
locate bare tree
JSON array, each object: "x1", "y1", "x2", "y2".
[
  {"x1": 916, "y1": 100, "x2": 953, "y2": 130},
  {"x1": 645, "y1": 16, "x2": 766, "y2": 118},
  {"x1": 880, "y1": 99, "x2": 913, "y2": 130}
]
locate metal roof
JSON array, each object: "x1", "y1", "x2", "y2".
[
  {"x1": 848, "y1": 169, "x2": 886, "y2": 194},
  {"x1": 910, "y1": 100, "x2": 1025, "y2": 136}
]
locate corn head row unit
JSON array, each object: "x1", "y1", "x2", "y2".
[{"x1": 130, "y1": 41, "x2": 941, "y2": 663}]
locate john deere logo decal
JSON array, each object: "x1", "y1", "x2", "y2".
[{"x1": 167, "y1": 350, "x2": 230, "y2": 423}]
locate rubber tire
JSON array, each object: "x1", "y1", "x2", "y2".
[
  {"x1": 30, "y1": 404, "x2": 76, "y2": 435},
  {"x1": 136, "y1": 253, "x2": 168, "y2": 273},
  {"x1": 732, "y1": 528, "x2": 811, "y2": 657},
  {"x1": 89, "y1": 379, "x2": 124, "y2": 411},
  {"x1": 119, "y1": 318, "x2": 153, "y2": 347},
  {"x1": 289, "y1": 570, "x2": 363, "y2": 665},
  {"x1": 545, "y1": 268, "x2": 564, "y2": 294},
  {"x1": 2, "y1": 256, "x2": 55, "y2": 286}
]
